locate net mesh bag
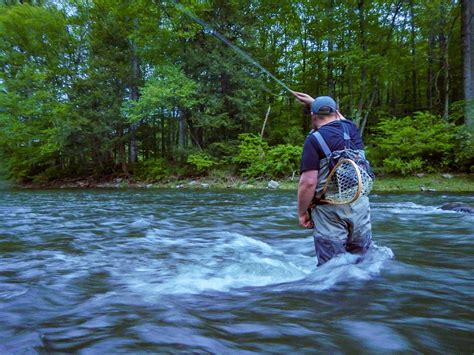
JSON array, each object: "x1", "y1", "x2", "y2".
[
  {"x1": 325, "y1": 160, "x2": 359, "y2": 203},
  {"x1": 358, "y1": 163, "x2": 373, "y2": 196},
  {"x1": 325, "y1": 159, "x2": 373, "y2": 203}
]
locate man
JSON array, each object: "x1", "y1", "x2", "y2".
[{"x1": 293, "y1": 92, "x2": 372, "y2": 266}]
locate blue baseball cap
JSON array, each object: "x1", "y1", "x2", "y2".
[{"x1": 311, "y1": 96, "x2": 337, "y2": 114}]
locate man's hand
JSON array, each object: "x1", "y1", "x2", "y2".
[
  {"x1": 299, "y1": 211, "x2": 314, "y2": 229},
  {"x1": 291, "y1": 91, "x2": 314, "y2": 107},
  {"x1": 336, "y1": 110, "x2": 347, "y2": 120}
]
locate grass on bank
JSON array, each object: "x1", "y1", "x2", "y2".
[
  {"x1": 11, "y1": 172, "x2": 474, "y2": 193},
  {"x1": 371, "y1": 174, "x2": 473, "y2": 192},
  {"x1": 147, "y1": 173, "x2": 473, "y2": 192}
]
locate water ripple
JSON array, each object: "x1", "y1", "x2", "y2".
[{"x1": 0, "y1": 189, "x2": 472, "y2": 352}]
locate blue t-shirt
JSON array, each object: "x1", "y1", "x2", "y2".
[{"x1": 300, "y1": 120, "x2": 364, "y2": 173}]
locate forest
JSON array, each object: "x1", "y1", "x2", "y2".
[{"x1": 0, "y1": 0, "x2": 473, "y2": 183}]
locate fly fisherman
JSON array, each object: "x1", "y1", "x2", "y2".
[{"x1": 292, "y1": 92, "x2": 373, "y2": 266}]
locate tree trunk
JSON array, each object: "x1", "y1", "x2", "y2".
[
  {"x1": 443, "y1": 36, "x2": 450, "y2": 120},
  {"x1": 129, "y1": 18, "x2": 140, "y2": 163},
  {"x1": 360, "y1": 81, "x2": 377, "y2": 135},
  {"x1": 348, "y1": 68, "x2": 353, "y2": 114},
  {"x1": 428, "y1": 31, "x2": 436, "y2": 111},
  {"x1": 327, "y1": 0, "x2": 335, "y2": 97},
  {"x1": 119, "y1": 130, "x2": 128, "y2": 175},
  {"x1": 178, "y1": 109, "x2": 188, "y2": 151},
  {"x1": 300, "y1": 21, "x2": 310, "y2": 133},
  {"x1": 161, "y1": 116, "x2": 165, "y2": 157},
  {"x1": 185, "y1": 115, "x2": 202, "y2": 150},
  {"x1": 260, "y1": 105, "x2": 271, "y2": 138},
  {"x1": 356, "y1": 0, "x2": 368, "y2": 125},
  {"x1": 410, "y1": 0, "x2": 418, "y2": 111},
  {"x1": 316, "y1": 43, "x2": 323, "y2": 95},
  {"x1": 440, "y1": 4, "x2": 460, "y2": 119},
  {"x1": 357, "y1": 0, "x2": 401, "y2": 127},
  {"x1": 462, "y1": 0, "x2": 474, "y2": 129}
]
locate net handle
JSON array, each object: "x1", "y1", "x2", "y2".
[{"x1": 320, "y1": 159, "x2": 363, "y2": 205}]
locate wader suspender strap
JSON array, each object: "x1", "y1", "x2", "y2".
[
  {"x1": 342, "y1": 122, "x2": 351, "y2": 149},
  {"x1": 312, "y1": 121, "x2": 352, "y2": 158},
  {"x1": 311, "y1": 131, "x2": 330, "y2": 206},
  {"x1": 312, "y1": 132, "x2": 331, "y2": 158}
]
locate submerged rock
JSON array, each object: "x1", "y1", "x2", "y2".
[{"x1": 439, "y1": 202, "x2": 474, "y2": 214}]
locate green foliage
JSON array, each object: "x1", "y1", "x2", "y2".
[
  {"x1": 380, "y1": 157, "x2": 424, "y2": 175},
  {"x1": 133, "y1": 159, "x2": 170, "y2": 181},
  {"x1": 187, "y1": 153, "x2": 214, "y2": 173},
  {"x1": 453, "y1": 128, "x2": 474, "y2": 173},
  {"x1": 31, "y1": 165, "x2": 67, "y2": 184},
  {"x1": 266, "y1": 144, "x2": 302, "y2": 177},
  {"x1": 235, "y1": 133, "x2": 301, "y2": 178},
  {"x1": 0, "y1": 4, "x2": 72, "y2": 181},
  {"x1": 122, "y1": 65, "x2": 198, "y2": 125},
  {"x1": 282, "y1": 126, "x2": 306, "y2": 146},
  {"x1": 206, "y1": 141, "x2": 239, "y2": 159},
  {"x1": 370, "y1": 112, "x2": 457, "y2": 175},
  {"x1": 208, "y1": 167, "x2": 238, "y2": 180},
  {"x1": 0, "y1": 1, "x2": 468, "y2": 183},
  {"x1": 235, "y1": 134, "x2": 269, "y2": 177},
  {"x1": 448, "y1": 100, "x2": 467, "y2": 125}
]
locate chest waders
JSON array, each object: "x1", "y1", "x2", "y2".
[{"x1": 308, "y1": 121, "x2": 374, "y2": 266}]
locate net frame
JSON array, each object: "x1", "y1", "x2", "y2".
[{"x1": 320, "y1": 159, "x2": 363, "y2": 204}]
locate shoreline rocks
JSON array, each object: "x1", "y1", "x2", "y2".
[{"x1": 267, "y1": 180, "x2": 279, "y2": 189}]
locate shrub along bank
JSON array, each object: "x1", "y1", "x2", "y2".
[
  {"x1": 367, "y1": 112, "x2": 473, "y2": 175},
  {"x1": 128, "y1": 113, "x2": 473, "y2": 183},
  {"x1": 3, "y1": 113, "x2": 474, "y2": 186}
]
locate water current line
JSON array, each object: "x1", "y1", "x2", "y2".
[{"x1": 175, "y1": 3, "x2": 293, "y2": 94}]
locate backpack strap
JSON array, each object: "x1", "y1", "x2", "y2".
[
  {"x1": 312, "y1": 120, "x2": 356, "y2": 157},
  {"x1": 341, "y1": 121, "x2": 352, "y2": 149},
  {"x1": 312, "y1": 131, "x2": 332, "y2": 158}
]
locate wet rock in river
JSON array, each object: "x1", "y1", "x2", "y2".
[{"x1": 439, "y1": 202, "x2": 474, "y2": 214}]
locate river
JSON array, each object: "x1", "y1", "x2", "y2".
[{"x1": 0, "y1": 188, "x2": 472, "y2": 353}]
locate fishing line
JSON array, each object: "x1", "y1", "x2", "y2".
[{"x1": 175, "y1": 3, "x2": 293, "y2": 95}]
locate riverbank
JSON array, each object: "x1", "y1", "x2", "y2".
[
  {"x1": 371, "y1": 174, "x2": 474, "y2": 192},
  {"x1": 11, "y1": 173, "x2": 474, "y2": 192}
]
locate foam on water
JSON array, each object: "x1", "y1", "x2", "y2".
[
  {"x1": 130, "y1": 218, "x2": 152, "y2": 229},
  {"x1": 2, "y1": 190, "x2": 472, "y2": 351},
  {"x1": 123, "y1": 232, "x2": 311, "y2": 296},
  {"x1": 269, "y1": 243, "x2": 395, "y2": 293},
  {"x1": 122, "y1": 230, "x2": 394, "y2": 298},
  {"x1": 373, "y1": 201, "x2": 448, "y2": 215}
]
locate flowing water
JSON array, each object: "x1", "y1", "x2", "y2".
[{"x1": 0, "y1": 188, "x2": 472, "y2": 353}]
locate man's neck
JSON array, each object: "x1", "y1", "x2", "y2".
[{"x1": 315, "y1": 116, "x2": 338, "y2": 129}]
